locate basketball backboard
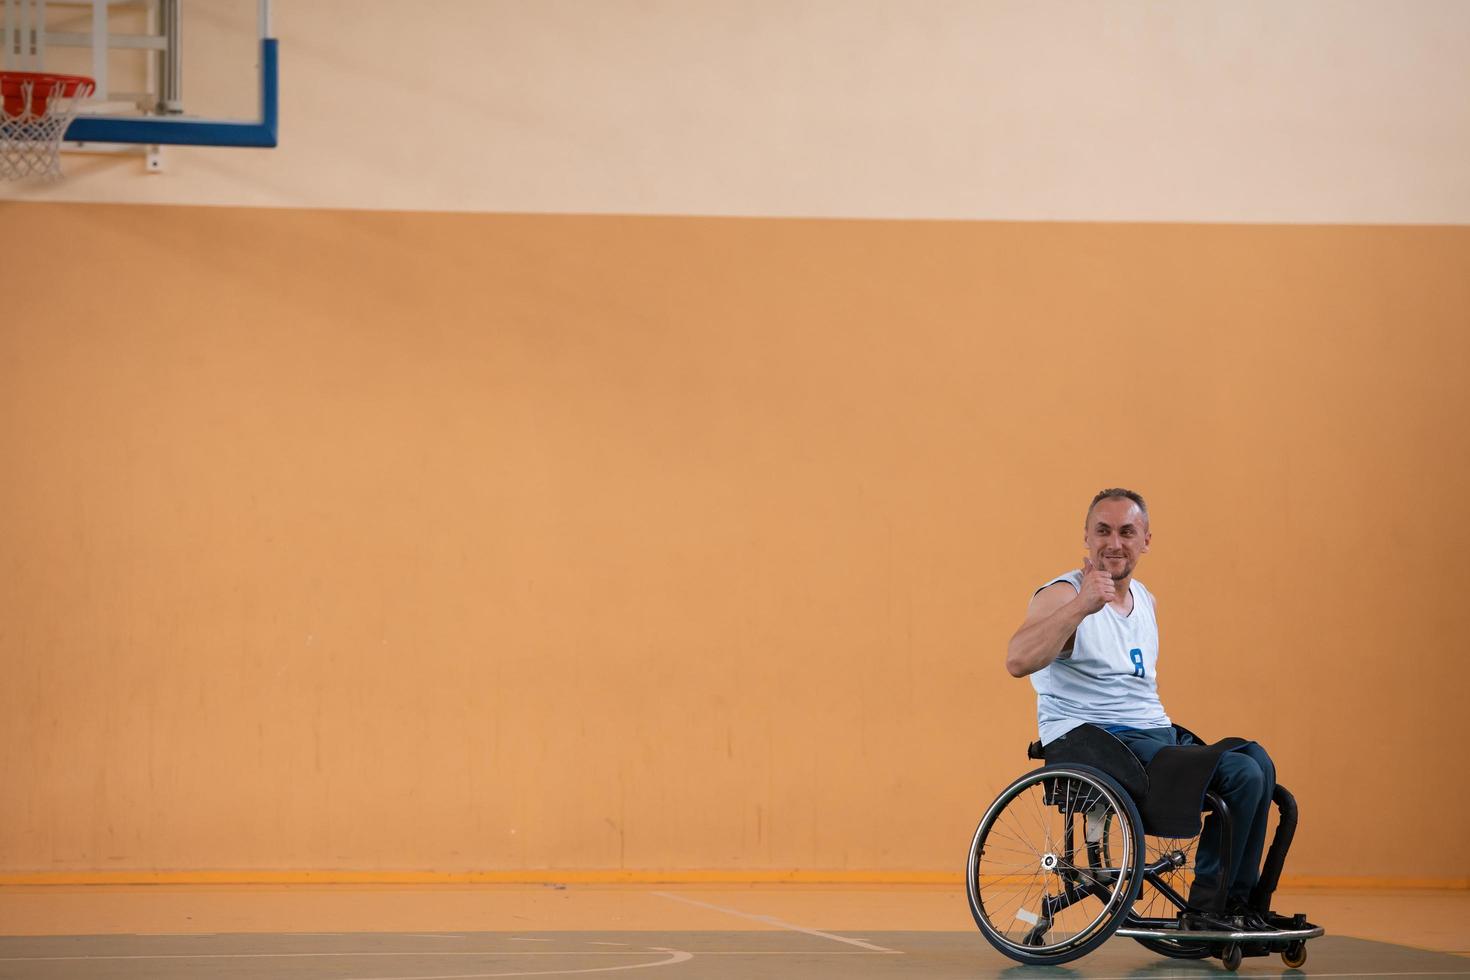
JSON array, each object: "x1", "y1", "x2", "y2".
[{"x1": 1, "y1": 0, "x2": 276, "y2": 173}]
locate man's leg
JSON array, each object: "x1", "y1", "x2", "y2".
[
  {"x1": 1111, "y1": 726, "x2": 1178, "y2": 766},
  {"x1": 1231, "y1": 743, "x2": 1276, "y2": 903},
  {"x1": 1191, "y1": 747, "x2": 1273, "y2": 910}
]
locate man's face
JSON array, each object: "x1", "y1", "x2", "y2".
[{"x1": 1083, "y1": 497, "x2": 1151, "y2": 580}]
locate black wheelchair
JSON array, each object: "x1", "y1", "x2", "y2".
[{"x1": 965, "y1": 724, "x2": 1323, "y2": 970}]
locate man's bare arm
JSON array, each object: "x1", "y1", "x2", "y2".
[
  {"x1": 1005, "y1": 584, "x2": 1086, "y2": 677},
  {"x1": 1005, "y1": 559, "x2": 1116, "y2": 677}
]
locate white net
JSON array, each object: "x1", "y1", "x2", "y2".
[{"x1": 0, "y1": 74, "x2": 95, "y2": 181}]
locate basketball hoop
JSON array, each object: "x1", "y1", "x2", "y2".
[{"x1": 0, "y1": 72, "x2": 96, "y2": 180}]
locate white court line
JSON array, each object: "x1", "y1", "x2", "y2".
[
  {"x1": 0, "y1": 949, "x2": 928, "y2": 961},
  {"x1": 339, "y1": 946, "x2": 693, "y2": 980},
  {"x1": 654, "y1": 890, "x2": 900, "y2": 953},
  {"x1": 688, "y1": 950, "x2": 911, "y2": 955},
  {"x1": 0, "y1": 952, "x2": 668, "y2": 962}
]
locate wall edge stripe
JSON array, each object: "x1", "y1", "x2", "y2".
[{"x1": 1, "y1": 871, "x2": 1466, "y2": 889}]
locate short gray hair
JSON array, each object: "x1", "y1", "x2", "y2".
[{"x1": 1086, "y1": 488, "x2": 1148, "y2": 528}]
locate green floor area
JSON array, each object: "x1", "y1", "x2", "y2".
[{"x1": 1, "y1": 931, "x2": 1465, "y2": 979}]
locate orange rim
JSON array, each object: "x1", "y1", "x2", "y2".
[{"x1": 1, "y1": 71, "x2": 94, "y2": 118}]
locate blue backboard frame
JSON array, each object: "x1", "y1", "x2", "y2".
[{"x1": 64, "y1": 37, "x2": 277, "y2": 148}]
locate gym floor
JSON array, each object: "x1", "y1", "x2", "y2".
[{"x1": 2, "y1": 884, "x2": 1466, "y2": 978}]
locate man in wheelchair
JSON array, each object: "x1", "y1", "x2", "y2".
[{"x1": 974, "y1": 487, "x2": 1320, "y2": 968}]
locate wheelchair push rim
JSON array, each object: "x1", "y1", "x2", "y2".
[{"x1": 966, "y1": 764, "x2": 1144, "y2": 965}]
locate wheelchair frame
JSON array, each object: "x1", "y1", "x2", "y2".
[{"x1": 965, "y1": 727, "x2": 1324, "y2": 970}]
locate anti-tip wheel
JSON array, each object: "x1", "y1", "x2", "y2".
[
  {"x1": 1221, "y1": 942, "x2": 1243, "y2": 971},
  {"x1": 1282, "y1": 940, "x2": 1307, "y2": 968}
]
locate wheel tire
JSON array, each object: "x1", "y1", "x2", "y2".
[
  {"x1": 1282, "y1": 940, "x2": 1307, "y2": 968},
  {"x1": 966, "y1": 764, "x2": 1144, "y2": 965},
  {"x1": 1222, "y1": 942, "x2": 1243, "y2": 971}
]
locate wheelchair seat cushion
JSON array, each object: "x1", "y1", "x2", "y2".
[
  {"x1": 1139, "y1": 737, "x2": 1251, "y2": 837},
  {"x1": 1035, "y1": 724, "x2": 1258, "y2": 838}
]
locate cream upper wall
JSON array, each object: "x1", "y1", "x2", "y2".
[{"x1": 4, "y1": 0, "x2": 1469, "y2": 222}]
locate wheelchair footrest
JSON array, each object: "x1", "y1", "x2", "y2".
[
  {"x1": 1266, "y1": 910, "x2": 1313, "y2": 930},
  {"x1": 1115, "y1": 923, "x2": 1324, "y2": 944}
]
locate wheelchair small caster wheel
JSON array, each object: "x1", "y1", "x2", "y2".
[
  {"x1": 1221, "y1": 942, "x2": 1243, "y2": 971},
  {"x1": 1282, "y1": 940, "x2": 1308, "y2": 968}
]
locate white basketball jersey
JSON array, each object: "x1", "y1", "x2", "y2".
[{"x1": 1030, "y1": 570, "x2": 1171, "y2": 744}]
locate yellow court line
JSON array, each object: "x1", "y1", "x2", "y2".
[
  {"x1": 0, "y1": 870, "x2": 953, "y2": 887},
  {"x1": 1276, "y1": 875, "x2": 1470, "y2": 890},
  {"x1": 0, "y1": 870, "x2": 1466, "y2": 888}
]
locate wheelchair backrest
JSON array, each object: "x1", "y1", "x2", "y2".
[{"x1": 1033, "y1": 724, "x2": 1149, "y2": 804}]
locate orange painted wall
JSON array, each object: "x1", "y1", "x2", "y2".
[{"x1": 2, "y1": 201, "x2": 1466, "y2": 879}]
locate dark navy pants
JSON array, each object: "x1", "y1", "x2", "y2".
[{"x1": 1112, "y1": 726, "x2": 1276, "y2": 908}]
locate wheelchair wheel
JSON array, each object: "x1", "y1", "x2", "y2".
[
  {"x1": 1132, "y1": 832, "x2": 1211, "y2": 960},
  {"x1": 1222, "y1": 941, "x2": 1243, "y2": 971},
  {"x1": 967, "y1": 764, "x2": 1143, "y2": 965}
]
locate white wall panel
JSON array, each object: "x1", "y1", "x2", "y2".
[{"x1": 4, "y1": 0, "x2": 1468, "y2": 223}]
